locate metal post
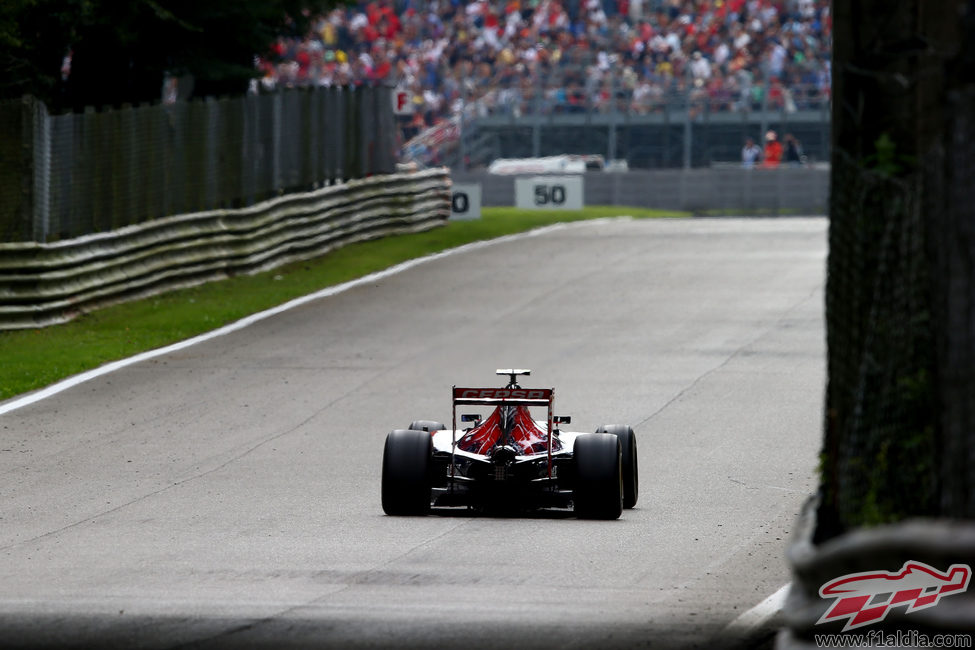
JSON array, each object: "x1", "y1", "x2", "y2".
[
  {"x1": 532, "y1": 66, "x2": 542, "y2": 157},
  {"x1": 608, "y1": 66, "x2": 618, "y2": 163},
  {"x1": 205, "y1": 97, "x2": 218, "y2": 208},
  {"x1": 459, "y1": 89, "x2": 467, "y2": 172},
  {"x1": 758, "y1": 77, "x2": 770, "y2": 146},
  {"x1": 683, "y1": 86, "x2": 692, "y2": 170},
  {"x1": 30, "y1": 97, "x2": 51, "y2": 243},
  {"x1": 272, "y1": 91, "x2": 282, "y2": 192}
]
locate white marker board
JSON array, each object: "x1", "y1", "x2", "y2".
[
  {"x1": 450, "y1": 183, "x2": 482, "y2": 220},
  {"x1": 514, "y1": 176, "x2": 584, "y2": 210}
]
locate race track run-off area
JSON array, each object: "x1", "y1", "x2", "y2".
[{"x1": 0, "y1": 217, "x2": 827, "y2": 649}]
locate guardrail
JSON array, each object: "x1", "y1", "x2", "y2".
[{"x1": 0, "y1": 169, "x2": 450, "y2": 330}]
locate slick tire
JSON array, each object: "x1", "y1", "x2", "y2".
[
  {"x1": 573, "y1": 433, "x2": 623, "y2": 520},
  {"x1": 382, "y1": 429, "x2": 433, "y2": 516},
  {"x1": 408, "y1": 420, "x2": 446, "y2": 433},
  {"x1": 596, "y1": 425, "x2": 638, "y2": 508}
]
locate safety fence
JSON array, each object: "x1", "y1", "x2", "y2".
[
  {"x1": 1, "y1": 86, "x2": 398, "y2": 244},
  {"x1": 0, "y1": 169, "x2": 450, "y2": 330}
]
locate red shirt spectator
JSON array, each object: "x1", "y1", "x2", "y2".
[{"x1": 763, "y1": 131, "x2": 783, "y2": 168}]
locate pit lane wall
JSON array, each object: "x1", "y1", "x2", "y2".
[{"x1": 0, "y1": 169, "x2": 451, "y2": 330}]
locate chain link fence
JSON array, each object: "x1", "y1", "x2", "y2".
[
  {"x1": 0, "y1": 86, "x2": 397, "y2": 243},
  {"x1": 821, "y1": 151, "x2": 938, "y2": 534}
]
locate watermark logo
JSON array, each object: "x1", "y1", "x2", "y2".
[{"x1": 817, "y1": 561, "x2": 971, "y2": 631}]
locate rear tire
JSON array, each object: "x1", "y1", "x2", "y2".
[
  {"x1": 596, "y1": 425, "x2": 638, "y2": 508},
  {"x1": 382, "y1": 429, "x2": 433, "y2": 515},
  {"x1": 573, "y1": 433, "x2": 623, "y2": 520}
]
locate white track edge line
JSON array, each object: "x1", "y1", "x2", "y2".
[
  {"x1": 723, "y1": 582, "x2": 790, "y2": 637},
  {"x1": 0, "y1": 218, "x2": 627, "y2": 417}
]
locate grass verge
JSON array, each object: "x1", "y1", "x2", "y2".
[{"x1": 0, "y1": 206, "x2": 683, "y2": 401}]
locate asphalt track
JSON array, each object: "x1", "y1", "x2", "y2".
[{"x1": 0, "y1": 217, "x2": 827, "y2": 649}]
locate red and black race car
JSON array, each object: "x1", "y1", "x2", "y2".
[{"x1": 381, "y1": 370, "x2": 638, "y2": 519}]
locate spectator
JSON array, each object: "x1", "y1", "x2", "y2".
[
  {"x1": 762, "y1": 130, "x2": 783, "y2": 168},
  {"x1": 783, "y1": 133, "x2": 805, "y2": 166},
  {"x1": 689, "y1": 51, "x2": 711, "y2": 82},
  {"x1": 741, "y1": 136, "x2": 762, "y2": 168},
  {"x1": 255, "y1": 0, "x2": 832, "y2": 149}
]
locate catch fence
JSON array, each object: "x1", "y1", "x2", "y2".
[{"x1": 0, "y1": 86, "x2": 397, "y2": 243}]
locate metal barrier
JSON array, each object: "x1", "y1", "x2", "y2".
[{"x1": 0, "y1": 169, "x2": 450, "y2": 330}]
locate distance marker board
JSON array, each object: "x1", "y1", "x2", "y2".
[
  {"x1": 514, "y1": 175, "x2": 584, "y2": 210},
  {"x1": 450, "y1": 183, "x2": 482, "y2": 220}
]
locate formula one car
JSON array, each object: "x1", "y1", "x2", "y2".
[{"x1": 381, "y1": 370, "x2": 638, "y2": 519}]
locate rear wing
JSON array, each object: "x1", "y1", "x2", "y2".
[
  {"x1": 450, "y1": 386, "x2": 556, "y2": 475},
  {"x1": 452, "y1": 387, "x2": 553, "y2": 407}
]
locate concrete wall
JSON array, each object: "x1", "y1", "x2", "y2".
[{"x1": 452, "y1": 167, "x2": 829, "y2": 214}]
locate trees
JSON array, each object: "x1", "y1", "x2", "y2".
[
  {"x1": 0, "y1": 0, "x2": 77, "y2": 107},
  {"x1": 0, "y1": 0, "x2": 330, "y2": 112}
]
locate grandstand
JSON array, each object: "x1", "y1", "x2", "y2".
[{"x1": 258, "y1": 0, "x2": 831, "y2": 169}]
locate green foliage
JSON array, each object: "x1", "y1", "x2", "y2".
[
  {"x1": 0, "y1": 0, "x2": 333, "y2": 110},
  {"x1": 0, "y1": 1, "x2": 28, "y2": 49},
  {"x1": 0, "y1": 0, "x2": 76, "y2": 104},
  {"x1": 855, "y1": 422, "x2": 937, "y2": 527},
  {"x1": 863, "y1": 132, "x2": 916, "y2": 176}
]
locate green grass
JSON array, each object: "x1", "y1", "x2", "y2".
[{"x1": 0, "y1": 206, "x2": 684, "y2": 400}]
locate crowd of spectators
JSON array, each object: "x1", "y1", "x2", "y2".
[{"x1": 256, "y1": 0, "x2": 831, "y2": 140}]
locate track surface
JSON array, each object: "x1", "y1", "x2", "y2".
[{"x1": 0, "y1": 217, "x2": 827, "y2": 649}]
